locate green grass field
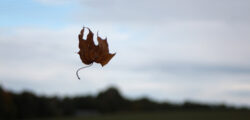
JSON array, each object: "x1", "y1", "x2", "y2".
[{"x1": 34, "y1": 110, "x2": 250, "y2": 120}]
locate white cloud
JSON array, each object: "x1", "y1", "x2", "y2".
[{"x1": 34, "y1": 0, "x2": 71, "y2": 5}]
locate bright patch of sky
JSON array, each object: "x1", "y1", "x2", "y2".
[{"x1": 0, "y1": 0, "x2": 76, "y2": 28}]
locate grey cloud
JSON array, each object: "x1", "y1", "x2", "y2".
[
  {"x1": 228, "y1": 90, "x2": 250, "y2": 98},
  {"x1": 78, "y1": 0, "x2": 250, "y2": 23},
  {"x1": 131, "y1": 62, "x2": 250, "y2": 75}
]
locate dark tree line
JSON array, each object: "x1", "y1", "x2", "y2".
[{"x1": 0, "y1": 85, "x2": 248, "y2": 119}]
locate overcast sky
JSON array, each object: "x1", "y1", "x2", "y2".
[{"x1": 1, "y1": 0, "x2": 250, "y2": 107}]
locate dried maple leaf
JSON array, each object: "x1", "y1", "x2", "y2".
[{"x1": 76, "y1": 27, "x2": 115, "y2": 79}]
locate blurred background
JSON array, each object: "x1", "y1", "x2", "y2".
[{"x1": 1, "y1": 0, "x2": 250, "y2": 119}]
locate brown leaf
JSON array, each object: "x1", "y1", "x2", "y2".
[{"x1": 78, "y1": 27, "x2": 115, "y2": 66}]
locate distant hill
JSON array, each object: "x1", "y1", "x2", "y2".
[{"x1": 0, "y1": 85, "x2": 249, "y2": 119}]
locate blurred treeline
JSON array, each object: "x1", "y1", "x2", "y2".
[{"x1": 0, "y1": 85, "x2": 249, "y2": 119}]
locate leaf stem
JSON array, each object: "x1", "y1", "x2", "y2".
[{"x1": 76, "y1": 63, "x2": 93, "y2": 80}]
